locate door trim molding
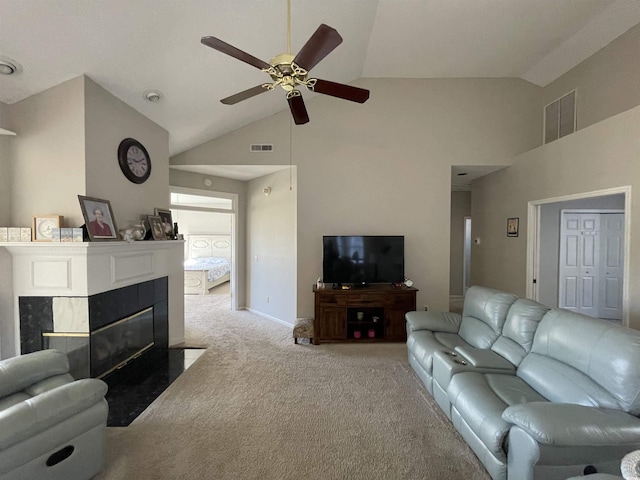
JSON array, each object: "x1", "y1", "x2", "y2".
[{"x1": 526, "y1": 186, "x2": 631, "y2": 326}]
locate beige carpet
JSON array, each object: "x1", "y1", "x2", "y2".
[{"x1": 95, "y1": 292, "x2": 490, "y2": 480}]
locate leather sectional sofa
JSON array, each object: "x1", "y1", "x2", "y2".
[
  {"x1": 405, "y1": 286, "x2": 640, "y2": 480},
  {"x1": 0, "y1": 349, "x2": 108, "y2": 480}
]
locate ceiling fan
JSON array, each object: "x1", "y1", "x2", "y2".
[{"x1": 200, "y1": 2, "x2": 370, "y2": 125}]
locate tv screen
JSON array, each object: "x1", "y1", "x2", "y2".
[{"x1": 322, "y1": 235, "x2": 404, "y2": 285}]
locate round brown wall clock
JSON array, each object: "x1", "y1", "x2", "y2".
[{"x1": 118, "y1": 138, "x2": 151, "y2": 184}]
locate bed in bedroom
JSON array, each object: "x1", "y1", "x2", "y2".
[{"x1": 184, "y1": 234, "x2": 231, "y2": 295}]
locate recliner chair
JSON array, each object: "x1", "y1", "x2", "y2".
[{"x1": 0, "y1": 349, "x2": 108, "y2": 480}]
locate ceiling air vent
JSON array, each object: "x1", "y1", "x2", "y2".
[
  {"x1": 544, "y1": 90, "x2": 576, "y2": 145},
  {"x1": 250, "y1": 144, "x2": 274, "y2": 152}
]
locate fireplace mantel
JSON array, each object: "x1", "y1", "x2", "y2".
[
  {"x1": 4, "y1": 240, "x2": 184, "y2": 297},
  {"x1": 3, "y1": 240, "x2": 185, "y2": 358}
]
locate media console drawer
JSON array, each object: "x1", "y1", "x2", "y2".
[
  {"x1": 313, "y1": 285, "x2": 417, "y2": 345},
  {"x1": 318, "y1": 294, "x2": 346, "y2": 306},
  {"x1": 346, "y1": 293, "x2": 384, "y2": 304}
]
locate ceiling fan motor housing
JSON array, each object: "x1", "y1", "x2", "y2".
[{"x1": 267, "y1": 53, "x2": 308, "y2": 91}]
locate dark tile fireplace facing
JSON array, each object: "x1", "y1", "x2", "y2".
[{"x1": 19, "y1": 276, "x2": 168, "y2": 379}]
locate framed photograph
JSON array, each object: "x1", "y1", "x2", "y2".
[
  {"x1": 507, "y1": 217, "x2": 519, "y2": 237},
  {"x1": 32, "y1": 215, "x2": 64, "y2": 241},
  {"x1": 154, "y1": 208, "x2": 174, "y2": 239},
  {"x1": 147, "y1": 215, "x2": 167, "y2": 240},
  {"x1": 78, "y1": 195, "x2": 119, "y2": 241}
]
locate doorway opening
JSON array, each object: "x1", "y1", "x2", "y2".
[
  {"x1": 170, "y1": 187, "x2": 239, "y2": 311},
  {"x1": 526, "y1": 187, "x2": 630, "y2": 325}
]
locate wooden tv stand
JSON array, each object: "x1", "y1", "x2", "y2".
[{"x1": 313, "y1": 284, "x2": 417, "y2": 344}]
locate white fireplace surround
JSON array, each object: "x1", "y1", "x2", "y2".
[{"x1": 3, "y1": 240, "x2": 185, "y2": 353}]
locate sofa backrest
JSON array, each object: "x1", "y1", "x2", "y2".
[
  {"x1": 518, "y1": 309, "x2": 640, "y2": 415},
  {"x1": 491, "y1": 299, "x2": 550, "y2": 366},
  {"x1": 458, "y1": 286, "x2": 518, "y2": 349}
]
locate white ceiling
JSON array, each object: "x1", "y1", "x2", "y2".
[{"x1": 1, "y1": 0, "x2": 638, "y2": 169}]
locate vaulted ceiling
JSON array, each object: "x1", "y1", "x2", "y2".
[{"x1": 1, "y1": 0, "x2": 638, "y2": 158}]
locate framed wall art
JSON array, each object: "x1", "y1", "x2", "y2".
[
  {"x1": 78, "y1": 195, "x2": 119, "y2": 241},
  {"x1": 507, "y1": 217, "x2": 519, "y2": 237}
]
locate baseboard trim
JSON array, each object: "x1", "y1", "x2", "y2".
[{"x1": 245, "y1": 308, "x2": 293, "y2": 328}]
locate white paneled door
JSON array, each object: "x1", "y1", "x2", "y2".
[
  {"x1": 599, "y1": 213, "x2": 624, "y2": 319},
  {"x1": 559, "y1": 212, "x2": 624, "y2": 320}
]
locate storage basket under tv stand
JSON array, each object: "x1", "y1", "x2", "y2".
[{"x1": 313, "y1": 284, "x2": 418, "y2": 344}]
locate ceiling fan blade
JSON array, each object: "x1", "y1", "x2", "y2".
[
  {"x1": 287, "y1": 93, "x2": 310, "y2": 125},
  {"x1": 293, "y1": 24, "x2": 343, "y2": 72},
  {"x1": 308, "y1": 79, "x2": 370, "y2": 103},
  {"x1": 201, "y1": 36, "x2": 272, "y2": 71},
  {"x1": 220, "y1": 85, "x2": 271, "y2": 105}
]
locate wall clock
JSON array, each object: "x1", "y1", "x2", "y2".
[{"x1": 118, "y1": 138, "x2": 151, "y2": 184}]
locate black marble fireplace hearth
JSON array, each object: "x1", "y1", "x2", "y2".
[{"x1": 103, "y1": 347, "x2": 205, "y2": 426}]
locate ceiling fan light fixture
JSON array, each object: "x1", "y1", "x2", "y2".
[{"x1": 144, "y1": 90, "x2": 163, "y2": 103}]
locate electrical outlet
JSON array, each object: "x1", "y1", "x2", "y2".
[
  {"x1": 424, "y1": 305, "x2": 429, "y2": 311},
  {"x1": 266, "y1": 296, "x2": 270, "y2": 304}
]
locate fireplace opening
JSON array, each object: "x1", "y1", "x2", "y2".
[
  {"x1": 22, "y1": 276, "x2": 168, "y2": 379},
  {"x1": 91, "y1": 307, "x2": 155, "y2": 378},
  {"x1": 42, "y1": 306, "x2": 155, "y2": 379}
]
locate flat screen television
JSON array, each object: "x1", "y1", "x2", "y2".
[{"x1": 322, "y1": 235, "x2": 404, "y2": 286}]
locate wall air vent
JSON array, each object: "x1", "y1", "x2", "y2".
[
  {"x1": 250, "y1": 144, "x2": 274, "y2": 152},
  {"x1": 544, "y1": 90, "x2": 576, "y2": 145}
]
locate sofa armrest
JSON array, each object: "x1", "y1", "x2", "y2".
[
  {"x1": 0, "y1": 378, "x2": 108, "y2": 450},
  {"x1": 454, "y1": 346, "x2": 515, "y2": 371},
  {"x1": 503, "y1": 402, "x2": 640, "y2": 445},
  {"x1": 405, "y1": 310, "x2": 462, "y2": 333},
  {"x1": 0, "y1": 350, "x2": 70, "y2": 398}
]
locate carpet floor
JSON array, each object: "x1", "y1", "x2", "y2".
[{"x1": 95, "y1": 290, "x2": 490, "y2": 480}]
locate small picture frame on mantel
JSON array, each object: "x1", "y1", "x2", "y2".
[
  {"x1": 147, "y1": 215, "x2": 167, "y2": 240},
  {"x1": 507, "y1": 217, "x2": 519, "y2": 237},
  {"x1": 78, "y1": 195, "x2": 119, "y2": 241},
  {"x1": 154, "y1": 208, "x2": 174, "y2": 239},
  {"x1": 32, "y1": 215, "x2": 64, "y2": 242}
]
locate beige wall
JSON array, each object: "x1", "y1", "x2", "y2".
[
  {"x1": 247, "y1": 169, "x2": 296, "y2": 323},
  {"x1": 172, "y1": 78, "x2": 543, "y2": 318},
  {"x1": 173, "y1": 210, "x2": 231, "y2": 237},
  {"x1": 471, "y1": 104, "x2": 640, "y2": 328},
  {"x1": 541, "y1": 23, "x2": 640, "y2": 133},
  {"x1": 1, "y1": 76, "x2": 182, "y2": 358},
  {"x1": 8, "y1": 76, "x2": 86, "y2": 226},
  {"x1": 0, "y1": 101, "x2": 11, "y2": 224},
  {"x1": 0, "y1": 102, "x2": 12, "y2": 358},
  {"x1": 450, "y1": 191, "x2": 471, "y2": 296},
  {"x1": 470, "y1": 23, "x2": 640, "y2": 328},
  {"x1": 85, "y1": 78, "x2": 170, "y2": 228}
]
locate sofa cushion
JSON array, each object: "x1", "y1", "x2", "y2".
[
  {"x1": 448, "y1": 372, "x2": 547, "y2": 458},
  {"x1": 490, "y1": 299, "x2": 549, "y2": 366},
  {"x1": 458, "y1": 287, "x2": 518, "y2": 349},
  {"x1": 407, "y1": 330, "x2": 470, "y2": 374},
  {"x1": 521, "y1": 309, "x2": 640, "y2": 414}
]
